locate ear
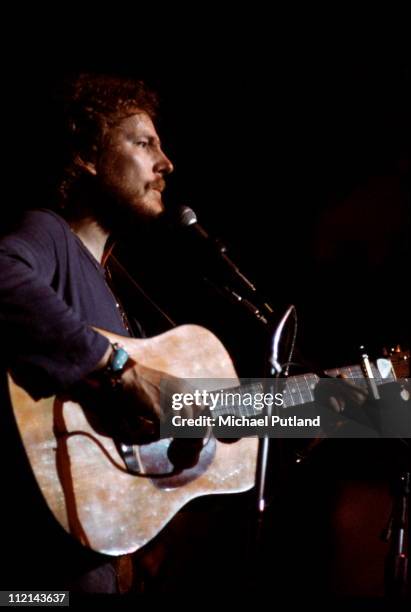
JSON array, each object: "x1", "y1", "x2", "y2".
[{"x1": 74, "y1": 154, "x2": 97, "y2": 176}]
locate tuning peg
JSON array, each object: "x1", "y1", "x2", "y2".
[{"x1": 359, "y1": 345, "x2": 380, "y2": 400}]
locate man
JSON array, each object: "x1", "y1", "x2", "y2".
[
  {"x1": 1, "y1": 73, "x2": 394, "y2": 599},
  {"x1": 0, "y1": 73, "x2": 174, "y2": 593}
]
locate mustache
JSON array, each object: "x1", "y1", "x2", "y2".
[{"x1": 149, "y1": 179, "x2": 166, "y2": 192}]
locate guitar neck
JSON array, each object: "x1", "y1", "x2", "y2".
[{"x1": 211, "y1": 362, "x2": 396, "y2": 419}]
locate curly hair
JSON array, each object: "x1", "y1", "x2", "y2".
[{"x1": 56, "y1": 73, "x2": 159, "y2": 206}]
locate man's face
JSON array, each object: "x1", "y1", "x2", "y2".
[{"x1": 94, "y1": 112, "x2": 173, "y2": 224}]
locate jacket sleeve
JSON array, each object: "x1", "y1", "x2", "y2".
[{"x1": 0, "y1": 211, "x2": 109, "y2": 398}]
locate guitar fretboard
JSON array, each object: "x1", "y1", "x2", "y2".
[{"x1": 211, "y1": 362, "x2": 395, "y2": 418}]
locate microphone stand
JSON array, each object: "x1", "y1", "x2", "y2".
[
  {"x1": 203, "y1": 278, "x2": 271, "y2": 326},
  {"x1": 249, "y1": 305, "x2": 297, "y2": 592},
  {"x1": 208, "y1": 249, "x2": 277, "y2": 323},
  {"x1": 202, "y1": 257, "x2": 298, "y2": 592},
  {"x1": 255, "y1": 305, "x2": 297, "y2": 517},
  {"x1": 203, "y1": 260, "x2": 298, "y2": 521}
]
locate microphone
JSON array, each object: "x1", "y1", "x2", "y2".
[
  {"x1": 164, "y1": 205, "x2": 276, "y2": 325},
  {"x1": 170, "y1": 205, "x2": 257, "y2": 292},
  {"x1": 174, "y1": 205, "x2": 210, "y2": 240}
]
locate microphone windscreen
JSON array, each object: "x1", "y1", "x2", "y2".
[{"x1": 175, "y1": 205, "x2": 197, "y2": 227}]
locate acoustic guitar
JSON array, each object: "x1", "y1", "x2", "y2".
[{"x1": 8, "y1": 324, "x2": 401, "y2": 556}]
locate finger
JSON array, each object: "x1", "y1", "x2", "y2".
[
  {"x1": 329, "y1": 396, "x2": 345, "y2": 413},
  {"x1": 338, "y1": 374, "x2": 368, "y2": 398}
]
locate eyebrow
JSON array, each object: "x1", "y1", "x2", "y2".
[
  {"x1": 127, "y1": 129, "x2": 161, "y2": 146},
  {"x1": 142, "y1": 133, "x2": 161, "y2": 146}
]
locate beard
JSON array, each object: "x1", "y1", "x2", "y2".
[
  {"x1": 62, "y1": 174, "x2": 166, "y2": 243},
  {"x1": 90, "y1": 181, "x2": 165, "y2": 239}
]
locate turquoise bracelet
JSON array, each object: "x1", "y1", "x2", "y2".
[
  {"x1": 109, "y1": 343, "x2": 129, "y2": 373},
  {"x1": 104, "y1": 342, "x2": 129, "y2": 385}
]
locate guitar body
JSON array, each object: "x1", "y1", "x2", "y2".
[{"x1": 8, "y1": 325, "x2": 257, "y2": 556}]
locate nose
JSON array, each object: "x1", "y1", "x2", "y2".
[{"x1": 154, "y1": 149, "x2": 174, "y2": 176}]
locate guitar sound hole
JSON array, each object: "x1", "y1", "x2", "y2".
[{"x1": 138, "y1": 437, "x2": 216, "y2": 489}]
